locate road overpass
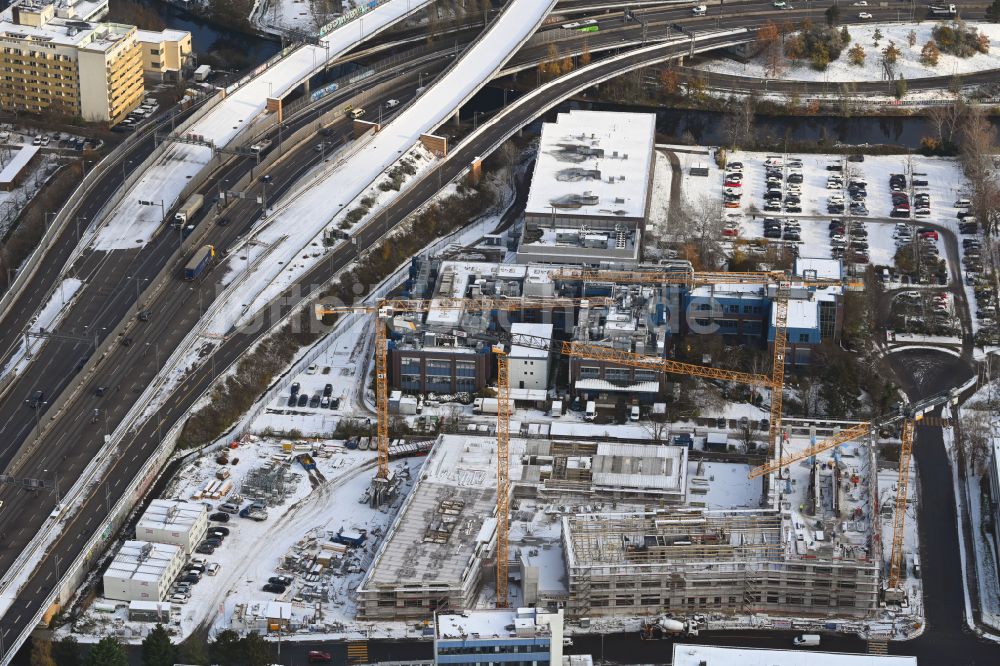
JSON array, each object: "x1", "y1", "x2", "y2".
[{"x1": 0, "y1": 24, "x2": 756, "y2": 663}]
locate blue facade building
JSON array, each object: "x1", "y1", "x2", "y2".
[{"x1": 434, "y1": 608, "x2": 565, "y2": 666}]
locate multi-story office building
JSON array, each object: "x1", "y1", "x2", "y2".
[{"x1": 0, "y1": 1, "x2": 148, "y2": 123}]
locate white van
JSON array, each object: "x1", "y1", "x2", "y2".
[
  {"x1": 385, "y1": 99, "x2": 400, "y2": 109},
  {"x1": 793, "y1": 634, "x2": 821, "y2": 647},
  {"x1": 954, "y1": 198, "x2": 971, "y2": 208},
  {"x1": 584, "y1": 400, "x2": 597, "y2": 422},
  {"x1": 629, "y1": 405, "x2": 640, "y2": 421}
]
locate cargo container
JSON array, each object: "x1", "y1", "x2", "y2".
[{"x1": 183, "y1": 244, "x2": 214, "y2": 280}]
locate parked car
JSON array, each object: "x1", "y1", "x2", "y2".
[
  {"x1": 209, "y1": 512, "x2": 231, "y2": 523},
  {"x1": 308, "y1": 652, "x2": 333, "y2": 663},
  {"x1": 262, "y1": 583, "x2": 286, "y2": 593},
  {"x1": 209, "y1": 526, "x2": 230, "y2": 536}
]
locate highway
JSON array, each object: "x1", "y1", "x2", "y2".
[
  {"x1": 1, "y1": 0, "x2": 997, "y2": 661},
  {"x1": 0, "y1": 26, "x2": 753, "y2": 661}
]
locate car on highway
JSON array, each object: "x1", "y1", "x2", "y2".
[
  {"x1": 308, "y1": 652, "x2": 332, "y2": 663},
  {"x1": 858, "y1": 11, "x2": 872, "y2": 18},
  {"x1": 27, "y1": 390, "x2": 44, "y2": 409},
  {"x1": 209, "y1": 512, "x2": 231, "y2": 522},
  {"x1": 385, "y1": 98, "x2": 400, "y2": 109}
]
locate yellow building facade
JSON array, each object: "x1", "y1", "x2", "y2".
[{"x1": 0, "y1": 1, "x2": 186, "y2": 124}]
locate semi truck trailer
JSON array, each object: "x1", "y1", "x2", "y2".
[{"x1": 184, "y1": 244, "x2": 214, "y2": 280}]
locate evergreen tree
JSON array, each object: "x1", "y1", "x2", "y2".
[
  {"x1": 29, "y1": 639, "x2": 56, "y2": 666},
  {"x1": 84, "y1": 637, "x2": 127, "y2": 666},
  {"x1": 209, "y1": 630, "x2": 243, "y2": 666},
  {"x1": 141, "y1": 624, "x2": 176, "y2": 666},
  {"x1": 52, "y1": 636, "x2": 82, "y2": 666},
  {"x1": 241, "y1": 632, "x2": 274, "y2": 666},
  {"x1": 987, "y1": 0, "x2": 1000, "y2": 22}
]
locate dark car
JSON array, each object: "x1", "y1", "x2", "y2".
[
  {"x1": 95, "y1": 386, "x2": 107, "y2": 396},
  {"x1": 297, "y1": 393, "x2": 308, "y2": 407},
  {"x1": 287, "y1": 395, "x2": 297, "y2": 407},
  {"x1": 323, "y1": 383, "x2": 333, "y2": 397},
  {"x1": 203, "y1": 537, "x2": 223, "y2": 547},
  {"x1": 195, "y1": 544, "x2": 216, "y2": 555},
  {"x1": 331, "y1": 397, "x2": 340, "y2": 410},
  {"x1": 268, "y1": 575, "x2": 293, "y2": 586},
  {"x1": 290, "y1": 382, "x2": 300, "y2": 395},
  {"x1": 309, "y1": 393, "x2": 321, "y2": 408},
  {"x1": 209, "y1": 526, "x2": 231, "y2": 536},
  {"x1": 218, "y1": 217, "x2": 231, "y2": 226},
  {"x1": 209, "y1": 512, "x2": 231, "y2": 523},
  {"x1": 178, "y1": 573, "x2": 201, "y2": 584},
  {"x1": 262, "y1": 583, "x2": 286, "y2": 593},
  {"x1": 138, "y1": 309, "x2": 152, "y2": 321},
  {"x1": 847, "y1": 154, "x2": 864, "y2": 162},
  {"x1": 308, "y1": 651, "x2": 333, "y2": 663},
  {"x1": 27, "y1": 390, "x2": 45, "y2": 409}
]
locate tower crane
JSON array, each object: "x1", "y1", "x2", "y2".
[
  {"x1": 747, "y1": 387, "x2": 958, "y2": 590},
  {"x1": 549, "y1": 267, "x2": 861, "y2": 455},
  {"x1": 489, "y1": 329, "x2": 778, "y2": 608},
  {"x1": 314, "y1": 296, "x2": 611, "y2": 482}
]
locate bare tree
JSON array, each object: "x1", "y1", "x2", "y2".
[
  {"x1": 738, "y1": 418, "x2": 762, "y2": 452},
  {"x1": 677, "y1": 194, "x2": 725, "y2": 269}
]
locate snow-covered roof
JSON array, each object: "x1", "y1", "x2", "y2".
[
  {"x1": 511, "y1": 323, "x2": 553, "y2": 358},
  {"x1": 0, "y1": 146, "x2": 38, "y2": 185},
  {"x1": 104, "y1": 541, "x2": 181, "y2": 582},
  {"x1": 134, "y1": 28, "x2": 190, "y2": 43},
  {"x1": 592, "y1": 442, "x2": 687, "y2": 492},
  {"x1": 688, "y1": 283, "x2": 767, "y2": 299},
  {"x1": 436, "y1": 607, "x2": 555, "y2": 640},
  {"x1": 525, "y1": 110, "x2": 656, "y2": 221},
  {"x1": 771, "y1": 298, "x2": 819, "y2": 331},
  {"x1": 128, "y1": 600, "x2": 170, "y2": 613},
  {"x1": 360, "y1": 435, "x2": 525, "y2": 591},
  {"x1": 136, "y1": 499, "x2": 206, "y2": 533},
  {"x1": 672, "y1": 644, "x2": 915, "y2": 665},
  {"x1": 796, "y1": 256, "x2": 843, "y2": 280},
  {"x1": 575, "y1": 379, "x2": 660, "y2": 393}
]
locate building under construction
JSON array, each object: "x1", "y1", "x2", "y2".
[{"x1": 358, "y1": 426, "x2": 884, "y2": 622}]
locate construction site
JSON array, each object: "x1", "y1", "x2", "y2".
[{"x1": 339, "y1": 263, "x2": 953, "y2": 638}]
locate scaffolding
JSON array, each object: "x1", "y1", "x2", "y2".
[{"x1": 239, "y1": 462, "x2": 297, "y2": 506}]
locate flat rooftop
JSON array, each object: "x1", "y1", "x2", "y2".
[
  {"x1": 436, "y1": 607, "x2": 554, "y2": 640},
  {"x1": 136, "y1": 498, "x2": 206, "y2": 532},
  {"x1": 104, "y1": 540, "x2": 180, "y2": 583},
  {"x1": 672, "y1": 644, "x2": 916, "y2": 665},
  {"x1": 525, "y1": 110, "x2": 656, "y2": 221},
  {"x1": 360, "y1": 435, "x2": 524, "y2": 592},
  {"x1": 511, "y1": 322, "x2": 553, "y2": 358},
  {"x1": 591, "y1": 442, "x2": 687, "y2": 494}
]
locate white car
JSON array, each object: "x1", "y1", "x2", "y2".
[
  {"x1": 853, "y1": 1, "x2": 867, "y2": 5},
  {"x1": 858, "y1": 11, "x2": 873, "y2": 18},
  {"x1": 772, "y1": 0, "x2": 787, "y2": 6}
]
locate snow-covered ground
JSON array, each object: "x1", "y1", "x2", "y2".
[
  {"x1": 219, "y1": 144, "x2": 438, "y2": 335},
  {"x1": 0, "y1": 277, "x2": 82, "y2": 383},
  {"x1": 91, "y1": 0, "x2": 433, "y2": 251},
  {"x1": 958, "y1": 383, "x2": 1000, "y2": 631},
  {"x1": 698, "y1": 22, "x2": 1000, "y2": 84},
  {"x1": 669, "y1": 148, "x2": 971, "y2": 268},
  {"x1": 66, "y1": 435, "x2": 422, "y2": 641},
  {"x1": 207, "y1": 0, "x2": 551, "y2": 331},
  {"x1": 260, "y1": 0, "x2": 378, "y2": 36}
]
